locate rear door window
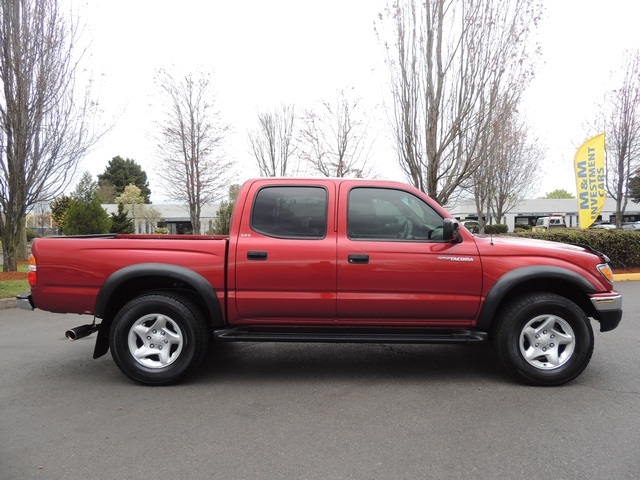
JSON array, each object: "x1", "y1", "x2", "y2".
[{"x1": 251, "y1": 186, "x2": 328, "y2": 239}]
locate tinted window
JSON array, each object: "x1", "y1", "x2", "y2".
[
  {"x1": 348, "y1": 188, "x2": 444, "y2": 241},
  {"x1": 251, "y1": 186, "x2": 328, "y2": 239}
]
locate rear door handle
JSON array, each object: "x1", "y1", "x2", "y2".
[
  {"x1": 247, "y1": 250, "x2": 268, "y2": 261},
  {"x1": 348, "y1": 254, "x2": 369, "y2": 264}
]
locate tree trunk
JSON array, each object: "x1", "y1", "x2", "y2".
[
  {"x1": 1, "y1": 221, "x2": 20, "y2": 272},
  {"x1": 17, "y1": 218, "x2": 29, "y2": 261}
]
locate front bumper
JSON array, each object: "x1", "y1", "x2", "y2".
[
  {"x1": 590, "y1": 293, "x2": 622, "y2": 332},
  {"x1": 16, "y1": 292, "x2": 35, "y2": 311}
]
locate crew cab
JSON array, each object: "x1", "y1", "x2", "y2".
[{"x1": 18, "y1": 178, "x2": 622, "y2": 386}]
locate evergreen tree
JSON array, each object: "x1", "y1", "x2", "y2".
[
  {"x1": 98, "y1": 156, "x2": 152, "y2": 203},
  {"x1": 630, "y1": 175, "x2": 640, "y2": 203},
  {"x1": 212, "y1": 185, "x2": 240, "y2": 235},
  {"x1": 212, "y1": 201, "x2": 234, "y2": 235},
  {"x1": 50, "y1": 195, "x2": 72, "y2": 233},
  {"x1": 73, "y1": 171, "x2": 99, "y2": 202},
  {"x1": 110, "y1": 203, "x2": 135, "y2": 234},
  {"x1": 64, "y1": 197, "x2": 112, "y2": 235}
]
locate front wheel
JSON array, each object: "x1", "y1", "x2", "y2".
[
  {"x1": 110, "y1": 293, "x2": 208, "y2": 386},
  {"x1": 493, "y1": 293, "x2": 594, "y2": 386}
]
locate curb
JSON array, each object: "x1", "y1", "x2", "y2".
[
  {"x1": 613, "y1": 273, "x2": 640, "y2": 282},
  {"x1": 0, "y1": 297, "x2": 17, "y2": 310}
]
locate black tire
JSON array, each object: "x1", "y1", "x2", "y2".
[
  {"x1": 493, "y1": 293, "x2": 594, "y2": 386},
  {"x1": 109, "y1": 293, "x2": 208, "y2": 386}
]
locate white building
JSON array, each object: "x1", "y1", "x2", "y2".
[
  {"x1": 446, "y1": 198, "x2": 640, "y2": 231},
  {"x1": 102, "y1": 203, "x2": 221, "y2": 235}
]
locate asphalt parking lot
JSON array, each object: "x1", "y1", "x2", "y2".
[{"x1": 1, "y1": 282, "x2": 639, "y2": 479}]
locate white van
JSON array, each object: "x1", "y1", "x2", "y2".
[{"x1": 532, "y1": 214, "x2": 566, "y2": 232}]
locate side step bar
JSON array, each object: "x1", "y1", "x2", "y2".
[{"x1": 214, "y1": 327, "x2": 488, "y2": 344}]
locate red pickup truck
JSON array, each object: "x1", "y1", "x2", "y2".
[{"x1": 18, "y1": 178, "x2": 622, "y2": 386}]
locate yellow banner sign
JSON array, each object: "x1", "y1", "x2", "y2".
[{"x1": 574, "y1": 133, "x2": 605, "y2": 229}]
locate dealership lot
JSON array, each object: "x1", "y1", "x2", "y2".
[{"x1": 1, "y1": 282, "x2": 639, "y2": 479}]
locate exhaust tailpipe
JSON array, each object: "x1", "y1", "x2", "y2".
[{"x1": 65, "y1": 324, "x2": 100, "y2": 341}]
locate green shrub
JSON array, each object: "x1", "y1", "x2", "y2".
[
  {"x1": 484, "y1": 224, "x2": 509, "y2": 234},
  {"x1": 26, "y1": 229, "x2": 40, "y2": 242},
  {"x1": 514, "y1": 223, "x2": 531, "y2": 230},
  {"x1": 511, "y1": 229, "x2": 640, "y2": 269},
  {"x1": 64, "y1": 197, "x2": 111, "y2": 235}
]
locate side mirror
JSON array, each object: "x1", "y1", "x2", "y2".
[{"x1": 443, "y1": 218, "x2": 462, "y2": 243}]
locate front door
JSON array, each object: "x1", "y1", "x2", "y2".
[{"x1": 337, "y1": 185, "x2": 482, "y2": 325}]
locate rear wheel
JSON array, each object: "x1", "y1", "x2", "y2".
[
  {"x1": 109, "y1": 293, "x2": 208, "y2": 385},
  {"x1": 493, "y1": 293, "x2": 594, "y2": 386}
]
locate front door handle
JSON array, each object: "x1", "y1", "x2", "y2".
[
  {"x1": 348, "y1": 254, "x2": 369, "y2": 264},
  {"x1": 247, "y1": 250, "x2": 268, "y2": 261}
]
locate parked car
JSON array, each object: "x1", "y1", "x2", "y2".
[
  {"x1": 460, "y1": 220, "x2": 480, "y2": 233},
  {"x1": 622, "y1": 222, "x2": 640, "y2": 231},
  {"x1": 532, "y1": 214, "x2": 566, "y2": 232},
  {"x1": 590, "y1": 223, "x2": 617, "y2": 230}
]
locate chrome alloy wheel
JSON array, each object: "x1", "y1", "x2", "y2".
[
  {"x1": 519, "y1": 314, "x2": 576, "y2": 370},
  {"x1": 128, "y1": 314, "x2": 184, "y2": 369}
]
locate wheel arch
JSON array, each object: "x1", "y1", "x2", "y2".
[
  {"x1": 92, "y1": 263, "x2": 224, "y2": 359},
  {"x1": 476, "y1": 266, "x2": 597, "y2": 332}
]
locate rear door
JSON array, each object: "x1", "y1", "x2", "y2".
[{"x1": 233, "y1": 181, "x2": 337, "y2": 324}]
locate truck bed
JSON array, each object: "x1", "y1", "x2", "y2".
[{"x1": 30, "y1": 235, "x2": 228, "y2": 315}]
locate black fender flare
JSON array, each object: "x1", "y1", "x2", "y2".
[
  {"x1": 476, "y1": 266, "x2": 596, "y2": 331},
  {"x1": 92, "y1": 263, "x2": 224, "y2": 358}
]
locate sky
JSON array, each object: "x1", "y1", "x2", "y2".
[{"x1": 76, "y1": 0, "x2": 640, "y2": 204}]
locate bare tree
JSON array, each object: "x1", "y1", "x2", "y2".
[
  {"x1": 467, "y1": 133, "x2": 496, "y2": 233},
  {"x1": 140, "y1": 206, "x2": 162, "y2": 234},
  {"x1": 467, "y1": 92, "x2": 540, "y2": 232},
  {"x1": 604, "y1": 50, "x2": 640, "y2": 228},
  {"x1": 376, "y1": 0, "x2": 541, "y2": 205},
  {"x1": 248, "y1": 104, "x2": 297, "y2": 177},
  {"x1": 490, "y1": 107, "x2": 541, "y2": 224},
  {"x1": 300, "y1": 89, "x2": 374, "y2": 178},
  {"x1": 29, "y1": 201, "x2": 51, "y2": 231},
  {"x1": 0, "y1": 0, "x2": 102, "y2": 270},
  {"x1": 154, "y1": 68, "x2": 231, "y2": 234}
]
